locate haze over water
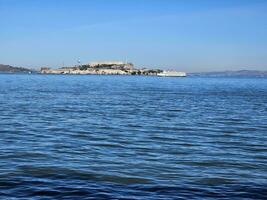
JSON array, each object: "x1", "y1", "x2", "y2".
[{"x1": 0, "y1": 74, "x2": 267, "y2": 199}]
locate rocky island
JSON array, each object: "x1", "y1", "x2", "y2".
[
  {"x1": 1, "y1": 61, "x2": 187, "y2": 77},
  {"x1": 41, "y1": 61, "x2": 165, "y2": 76}
]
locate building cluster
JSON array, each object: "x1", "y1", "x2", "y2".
[{"x1": 88, "y1": 61, "x2": 134, "y2": 70}]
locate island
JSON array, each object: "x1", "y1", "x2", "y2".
[
  {"x1": 2, "y1": 62, "x2": 267, "y2": 78},
  {"x1": 40, "y1": 61, "x2": 186, "y2": 77}
]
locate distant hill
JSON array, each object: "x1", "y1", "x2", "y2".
[
  {"x1": 0, "y1": 64, "x2": 32, "y2": 73},
  {"x1": 190, "y1": 70, "x2": 267, "y2": 77}
]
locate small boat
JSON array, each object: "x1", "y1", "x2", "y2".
[{"x1": 157, "y1": 71, "x2": 186, "y2": 77}]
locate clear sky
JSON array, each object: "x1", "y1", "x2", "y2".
[{"x1": 0, "y1": 0, "x2": 267, "y2": 72}]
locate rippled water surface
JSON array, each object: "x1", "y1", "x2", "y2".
[{"x1": 0, "y1": 74, "x2": 267, "y2": 199}]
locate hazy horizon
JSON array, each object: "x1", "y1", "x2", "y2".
[{"x1": 1, "y1": 0, "x2": 267, "y2": 72}]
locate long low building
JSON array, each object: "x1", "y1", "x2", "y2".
[
  {"x1": 83, "y1": 61, "x2": 134, "y2": 70},
  {"x1": 89, "y1": 61, "x2": 128, "y2": 66}
]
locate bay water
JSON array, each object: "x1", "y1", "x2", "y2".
[{"x1": 0, "y1": 74, "x2": 266, "y2": 199}]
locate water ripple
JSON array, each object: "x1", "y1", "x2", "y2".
[{"x1": 0, "y1": 75, "x2": 267, "y2": 199}]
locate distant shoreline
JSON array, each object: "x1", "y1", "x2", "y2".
[
  {"x1": 189, "y1": 70, "x2": 267, "y2": 78},
  {"x1": 1, "y1": 64, "x2": 267, "y2": 77},
  {"x1": 1, "y1": 73, "x2": 267, "y2": 79}
]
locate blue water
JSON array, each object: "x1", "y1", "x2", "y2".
[{"x1": 0, "y1": 74, "x2": 267, "y2": 199}]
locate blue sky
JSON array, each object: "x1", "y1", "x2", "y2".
[{"x1": 0, "y1": 0, "x2": 267, "y2": 72}]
